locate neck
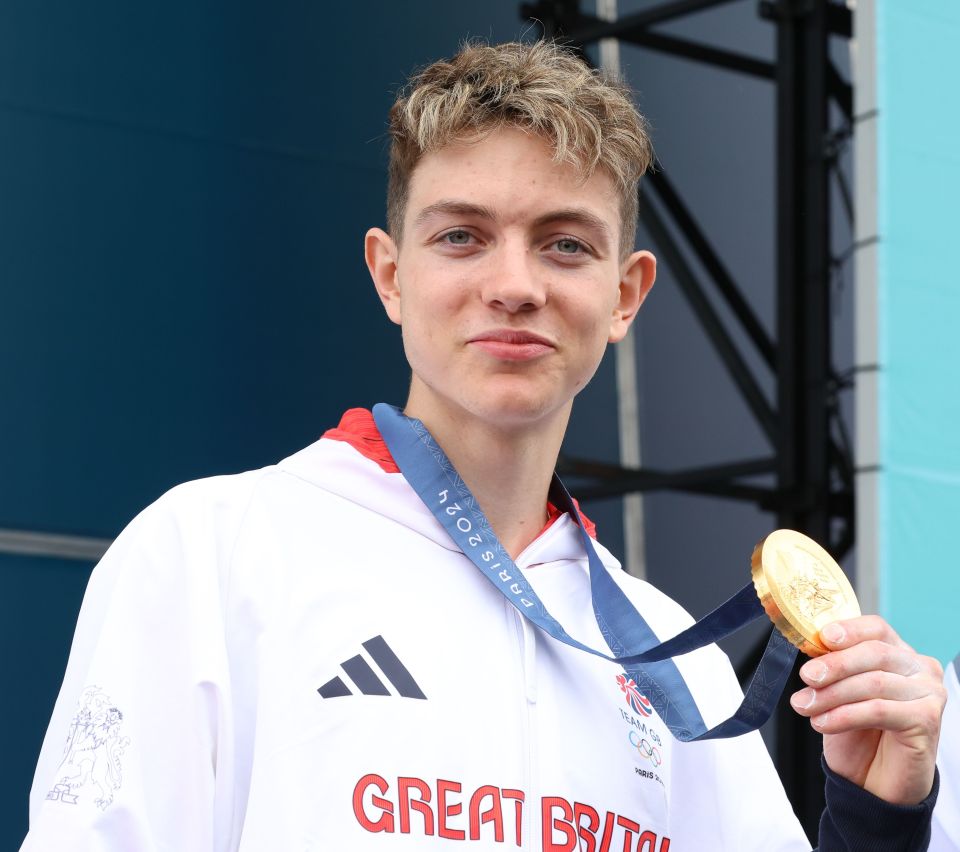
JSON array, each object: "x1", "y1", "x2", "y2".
[{"x1": 404, "y1": 395, "x2": 570, "y2": 559}]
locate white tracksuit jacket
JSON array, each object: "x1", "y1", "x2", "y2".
[
  {"x1": 21, "y1": 415, "x2": 810, "y2": 851},
  {"x1": 930, "y1": 658, "x2": 959, "y2": 851}
]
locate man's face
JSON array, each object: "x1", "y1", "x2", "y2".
[{"x1": 366, "y1": 126, "x2": 655, "y2": 431}]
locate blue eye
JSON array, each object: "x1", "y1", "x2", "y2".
[
  {"x1": 556, "y1": 238, "x2": 583, "y2": 254},
  {"x1": 445, "y1": 230, "x2": 471, "y2": 245}
]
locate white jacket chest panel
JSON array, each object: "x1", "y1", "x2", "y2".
[
  {"x1": 226, "y1": 474, "x2": 676, "y2": 849},
  {"x1": 21, "y1": 442, "x2": 809, "y2": 851}
]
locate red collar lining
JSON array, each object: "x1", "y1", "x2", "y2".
[{"x1": 322, "y1": 408, "x2": 597, "y2": 539}]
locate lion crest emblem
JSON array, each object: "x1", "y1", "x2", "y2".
[{"x1": 47, "y1": 686, "x2": 130, "y2": 810}]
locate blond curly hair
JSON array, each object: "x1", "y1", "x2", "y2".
[{"x1": 387, "y1": 40, "x2": 654, "y2": 256}]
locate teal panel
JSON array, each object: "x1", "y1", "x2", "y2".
[
  {"x1": 883, "y1": 469, "x2": 960, "y2": 658},
  {"x1": 877, "y1": 0, "x2": 960, "y2": 663}
]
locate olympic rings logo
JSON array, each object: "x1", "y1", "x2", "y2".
[{"x1": 628, "y1": 730, "x2": 662, "y2": 767}]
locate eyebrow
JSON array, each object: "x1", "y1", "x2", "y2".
[
  {"x1": 413, "y1": 200, "x2": 498, "y2": 229},
  {"x1": 531, "y1": 208, "x2": 613, "y2": 248},
  {"x1": 413, "y1": 199, "x2": 613, "y2": 248}
]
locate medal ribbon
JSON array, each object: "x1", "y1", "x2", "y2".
[{"x1": 373, "y1": 404, "x2": 797, "y2": 741}]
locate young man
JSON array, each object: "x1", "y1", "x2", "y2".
[{"x1": 22, "y1": 41, "x2": 943, "y2": 850}]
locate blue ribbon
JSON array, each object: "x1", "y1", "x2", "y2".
[{"x1": 373, "y1": 403, "x2": 797, "y2": 741}]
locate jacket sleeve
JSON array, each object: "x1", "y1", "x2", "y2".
[
  {"x1": 816, "y1": 757, "x2": 938, "y2": 852},
  {"x1": 19, "y1": 480, "x2": 246, "y2": 851}
]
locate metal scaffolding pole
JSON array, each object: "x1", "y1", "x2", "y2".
[
  {"x1": 597, "y1": 0, "x2": 649, "y2": 582},
  {"x1": 771, "y1": 0, "x2": 833, "y2": 831}
]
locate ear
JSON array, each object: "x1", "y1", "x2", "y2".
[
  {"x1": 365, "y1": 227, "x2": 402, "y2": 326},
  {"x1": 608, "y1": 249, "x2": 656, "y2": 343}
]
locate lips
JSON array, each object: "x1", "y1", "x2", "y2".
[{"x1": 467, "y1": 329, "x2": 555, "y2": 361}]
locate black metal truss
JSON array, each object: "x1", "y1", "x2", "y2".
[{"x1": 521, "y1": 0, "x2": 855, "y2": 841}]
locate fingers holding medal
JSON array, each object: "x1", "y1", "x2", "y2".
[
  {"x1": 789, "y1": 616, "x2": 945, "y2": 730},
  {"x1": 792, "y1": 614, "x2": 945, "y2": 804},
  {"x1": 751, "y1": 529, "x2": 945, "y2": 805}
]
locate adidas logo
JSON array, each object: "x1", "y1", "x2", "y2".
[{"x1": 318, "y1": 635, "x2": 427, "y2": 700}]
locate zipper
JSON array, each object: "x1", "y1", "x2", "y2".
[{"x1": 510, "y1": 604, "x2": 538, "y2": 848}]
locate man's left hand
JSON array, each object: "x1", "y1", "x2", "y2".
[{"x1": 789, "y1": 614, "x2": 946, "y2": 805}]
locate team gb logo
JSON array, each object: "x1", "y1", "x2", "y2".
[{"x1": 616, "y1": 673, "x2": 653, "y2": 717}]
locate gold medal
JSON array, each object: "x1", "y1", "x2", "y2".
[{"x1": 751, "y1": 529, "x2": 860, "y2": 657}]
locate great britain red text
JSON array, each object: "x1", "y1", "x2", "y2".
[{"x1": 352, "y1": 773, "x2": 671, "y2": 850}]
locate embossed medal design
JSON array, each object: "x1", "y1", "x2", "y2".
[{"x1": 751, "y1": 529, "x2": 860, "y2": 657}]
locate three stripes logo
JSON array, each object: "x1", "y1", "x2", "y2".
[{"x1": 317, "y1": 635, "x2": 427, "y2": 700}]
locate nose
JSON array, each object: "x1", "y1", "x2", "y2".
[{"x1": 481, "y1": 239, "x2": 547, "y2": 313}]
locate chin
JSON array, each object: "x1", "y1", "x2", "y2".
[
  {"x1": 408, "y1": 368, "x2": 577, "y2": 431},
  {"x1": 462, "y1": 387, "x2": 570, "y2": 430}
]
